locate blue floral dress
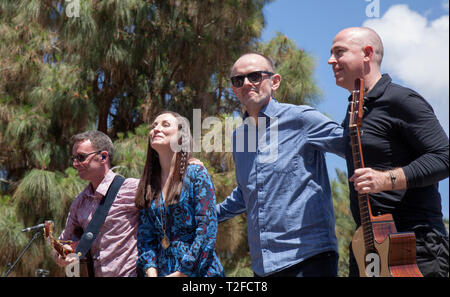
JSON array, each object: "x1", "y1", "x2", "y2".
[{"x1": 137, "y1": 165, "x2": 224, "y2": 277}]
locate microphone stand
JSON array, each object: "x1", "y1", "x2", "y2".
[{"x1": 2, "y1": 229, "x2": 43, "y2": 277}]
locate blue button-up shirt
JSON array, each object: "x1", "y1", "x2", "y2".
[{"x1": 216, "y1": 99, "x2": 345, "y2": 276}]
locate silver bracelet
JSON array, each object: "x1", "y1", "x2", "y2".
[{"x1": 389, "y1": 170, "x2": 396, "y2": 190}]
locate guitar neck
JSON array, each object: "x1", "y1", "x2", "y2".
[{"x1": 349, "y1": 125, "x2": 376, "y2": 252}]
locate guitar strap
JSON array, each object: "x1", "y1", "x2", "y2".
[{"x1": 75, "y1": 175, "x2": 125, "y2": 258}]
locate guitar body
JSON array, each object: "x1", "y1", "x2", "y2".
[
  {"x1": 386, "y1": 232, "x2": 423, "y2": 277},
  {"x1": 352, "y1": 225, "x2": 423, "y2": 277},
  {"x1": 352, "y1": 226, "x2": 391, "y2": 277},
  {"x1": 78, "y1": 257, "x2": 94, "y2": 277},
  {"x1": 45, "y1": 221, "x2": 95, "y2": 277},
  {"x1": 72, "y1": 227, "x2": 95, "y2": 277}
]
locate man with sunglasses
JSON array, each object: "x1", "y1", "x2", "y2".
[
  {"x1": 53, "y1": 130, "x2": 140, "y2": 276},
  {"x1": 216, "y1": 53, "x2": 346, "y2": 277}
]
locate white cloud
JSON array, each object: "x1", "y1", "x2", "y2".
[{"x1": 363, "y1": 5, "x2": 449, "y2": 134}]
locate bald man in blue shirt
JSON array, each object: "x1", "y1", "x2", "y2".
[{"x1": 217, "y1": 53, "x2": 346, "y2": 277}]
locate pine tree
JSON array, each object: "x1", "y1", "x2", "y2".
[{"x1": 258, "y1": 32, "x2": 322, "y2": 106}]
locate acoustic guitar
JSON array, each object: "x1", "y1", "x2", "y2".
[
  {"x1": 44, "y1": 220, "x2": 94, "y2": 277},
  {"x1": 349, "y1": 78, "x2": 422, "y2": 277}
]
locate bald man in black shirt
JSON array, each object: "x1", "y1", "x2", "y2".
[{"x1": 329, "y1": 27, "x2": 449, "y2": 277}]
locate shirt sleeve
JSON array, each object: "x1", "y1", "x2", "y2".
[
  {"x1": 216, "y1": 186, "x2": 247, "y2": 222},
  {"x1": 393, "y1": 93, "x2": 449, "y2": 188},
  {"x1": 177, "y1": 166, "x2": 220, "y2": 277},
  {"x1": 58, "y1": 194, "x2": 82, "y2": 241},
  {"x1": 216, "y1": 134, "x2": 247, "y2": 222},
  {"x1": 136, "y1": 209, "x2": 158, "y2": 274},
  {"x1": 301, "y1": 106, "x2": 346, "y2": 158}
]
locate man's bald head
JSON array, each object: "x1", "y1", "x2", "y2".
[
  {"x1": 231, "y1": 53, "x2": 275, "y2": 76},
  {"x1": 337, "y1": 27, "x2": 384, "y2": 66}
]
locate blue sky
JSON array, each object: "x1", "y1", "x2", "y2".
[{"x1": 260, "y1": 0, "x2": 449, "y2": 219}]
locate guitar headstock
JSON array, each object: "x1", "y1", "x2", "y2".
[
  {"x1": 349, "y1": 78, "x2": 365, "y2": 128},
  {"x1": 44, "y1": 220, "x2": 74, "y2": 258},
  {"x1": 44, "y1": 220, "x2": 54, "y2": 239}
]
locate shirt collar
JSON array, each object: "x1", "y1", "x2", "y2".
[
  {"x1": 93, "y1": 170, "x2": 117, "y2": 197},
  {"x1": 243, "y1": 98, "x2": 279, "y2": 120},
  {"x1": 347, "y1": 73, "x2": 392, "y2": 104},
  {"x1": 366, "y1": 73, "x2": 392, "y2": 102}
]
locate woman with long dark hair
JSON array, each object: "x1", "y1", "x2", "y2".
[{"x1": 135, "y1": 111, "x2": 224, "y2": 277}]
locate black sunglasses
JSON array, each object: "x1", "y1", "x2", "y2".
[
  {"x1": 71, "y1": 150, "x2": 102, "y2": 163},
  {"x1": 230, "y1": 71, "x2": 274, "y2": 88}
]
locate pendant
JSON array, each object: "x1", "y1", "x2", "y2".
[{"x1": 161, "y1": 235, "x2": 170, "y2": 250}]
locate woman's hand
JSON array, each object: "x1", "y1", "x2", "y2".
[
  {"x1": 146, "y1": 267, "x2": 158, "y2": 277},
  {"x1": 188, "y1": 158, "x2": 203, "y2": 166},
  {"x1": 166, "y1": 271, "x2": 187, "y2": 277}
]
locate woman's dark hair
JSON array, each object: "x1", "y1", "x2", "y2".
[{"x1": 135, "y1": 111, "x2": 192, "y2": 209}]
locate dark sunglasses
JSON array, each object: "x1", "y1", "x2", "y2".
[
  {"x1": 71, "y1": 150, "x2": 102, "y2": 163},
  {"x1": 230, "y1": 71, "x2": 274, "y2": 88}
]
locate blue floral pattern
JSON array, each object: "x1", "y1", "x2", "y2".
[{"x1": 137, "y1": 165, "x2": 224, "y2": 277}]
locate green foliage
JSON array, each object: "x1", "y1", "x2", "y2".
[
  {"x1": 0, "y1": 200, "x2": 40, "y2": 277},
  {"x1": 112, "y1": 125, "x2": 149, "y2": 179},
  {"x1": 1, "y1": 167, "x2": 86, "y2": 276},
  {"x1": 12, "y1": 168, "x2": 85, "y2": 225},
  {"x1": 331, "y1": 168, "x2": 356, "y2": 277},
  {"x1": 258, "y1": 32, "x2": 322, "y2": 106},
  {"x1": 14, "y1": 169, "x2": 63, "y2": 226}
]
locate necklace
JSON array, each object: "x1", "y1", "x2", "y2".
[{"x1": 159, "y1": 193, "x2": 170, "y2": 250}]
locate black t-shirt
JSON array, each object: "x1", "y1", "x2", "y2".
[{"x1": 342, "y1": 74, "x2": 449, "y2": 235}]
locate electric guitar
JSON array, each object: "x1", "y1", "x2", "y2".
[
  {"x1": 44, "y1": 220, "x2": 94, "y2": 277},
  {"x1": 349, "y1": 78, "x2": 422, "y2": 277}
]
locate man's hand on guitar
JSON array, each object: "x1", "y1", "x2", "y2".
[
  {"x1": 145, "y1": 267, "x2": 158, "y2": 277},
  {"x1": 350, "y1": 167, "x2": 406, "y2": 194},
  {"x1": 166, "y1": 271, "x2": 187, "y2": 277},
  {"x1": 53, "y1": 244, "x2": 76, "y2": 267}
]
